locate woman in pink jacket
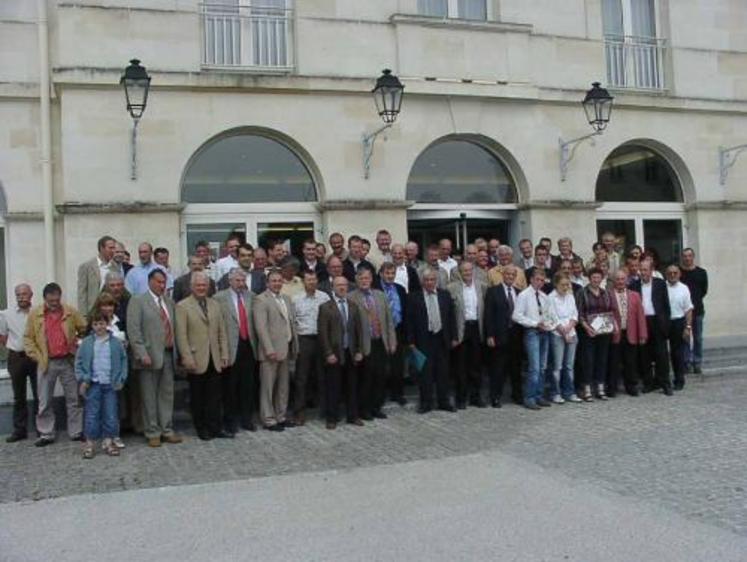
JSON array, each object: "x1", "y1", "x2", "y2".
[{"x1": 608, "y1": 269, "x2": 648, "y2": 396}]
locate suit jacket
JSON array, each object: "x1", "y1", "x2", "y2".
[
  {"x1": 342, "y1": 258, "x2": 377, "y2": 285},
  {"x1": 126, "y1": 292, "x2": 178, "y2": 370},
  {"x1": 77, "y1": 256, "x2": 116, "y2": 316},
  {"x1": 447, "y1": 279, "x2": 487, "y2": 342},
  {"x1": 377, "y1": 265, "x2": 421, "y2": 294},
  {"x1": 349, "y1": 289, "x2": 397, "y2": 355},
  {"x1": 301, "y1": 260, "x2": 329, "y2": 284},
  {"x1": 610, "y1": 289, "x2": 648, "y2": 345},
  {"x1": 217, "y1": 269, "x2": 267, "y2": 294},
  {"x1": 484, "y1": 284, "x2": 519, "y2": 346},
  {"x1": 214, "y1": 288, "x2": 258, "y2": 362},
  {"x1": 629, "y1": 277, "x2": 671, "y2": 335},
  {"x1": 252, "y1": 290, "x2": 298, "y2": 362},
  {"x1": 380, "y1": 281, "x2": 408, "y2": 334},
  {"x1": 406, "y1": 289, "x2": 457, "y2": 351},
  {"x1": 487, "y1": 264, "x2": 528, "y2": 290},
  {"x1": 23, "y1": 304, "x2": 87, "y2": 373},
  {"x1": 317, "y1": 297, "x2": 364, "y2": 365},
  {"x1": 449, "y1": 265, "x2": 488, "y2": 286},
  {"x1": 172, "y1": 272, "x2": 216, "y2": 303},
  {"x1": 175, "y1": 295, "x2": 229, "y2": 375}
]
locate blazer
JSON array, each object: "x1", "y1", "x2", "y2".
[
  {"x1": 487, "y1": 264, "x2": 527, "y2": 290},
  {"x1": 449, "y1": 265, "x2": 488, "y2": 287},
  {"x1": 301, "y1": 260, "x2": 329, "y2": 284},
  {"x1": 380, "y1": 281, "x2": 408, "y2": 334},
  {"x1": 342, "y1": 258, "x2": 377, "y2": 285},
  {"x1": 375, "y1": 265, "x2": 421, "y2": 294},
  {"x1": 252, "y1": 290, "x2": 298, "y2": 362},
  {"x1": 23, "y1": 304, "x2": 87, "y2": 373},
  {"x1": 214, "y1": 288, "x2": 258, "y2": 361},
  {"x1": 217, "y1": 269, "x2": 267, "y2": 295},
  {"x1": 447, "y1": 279, "x2": 487, "y2": 342},
  {"x1": 173, "y1": 273, "x2": 216, "y2": 303},
  {"x1": 610, "y1": 289, "x2": 648, "y2": 345},
  {"x1": 74, "y1": 333, "x2": 128, "y2": 388},
  {"x1": 126, "y1": 292, "x2": 178, "y2": 370},
  {"x1": 629, "y1": 277, "x2": 671, "y2": 335},
  {"x1": 317, "y1": 297, "x2": 364, "y2": 365},
  {"x1": 349, "y1": 289, "x2": 397, "y2": 355},
  {"x1": 77, "y1": 256, "x2": 116, "y2": 316},
  {"x1": 175, "y1": 295, "x2": 229, "y2": 375},
  {"x1": 484, "y1": 284, "x2": 519, "y2": 346},
  {"x1": 406, "y1": 289, "x2": 457, "y2": 351}
]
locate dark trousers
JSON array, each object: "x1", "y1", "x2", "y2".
[
  {"x1": 489, "y1": 327, "x2": 522, "y2": 403},
  {"x1": 581, "y1": 334, "x2": 611, "y2": 387},
  {"x1": 388, "y1": 327, "x2": 407, "y2": 401},
  {"x1": 608, "y1": 333, "x2": 641, "y2": 395},
  {"x1": 8, "y1": 350, "x2": 38, "y2": 437},
  {"x1": 419, "y1": 331, "x2": 451, "y2": 408},
  {"x1": 669, "y1": 317, "x2": 687, "y2": 388},
  {"x1": 189, "y1": 364, "x2": 222, "y2": 436},
  {"x1": 324, "y1": 350, "x2": 358, "y2": 423},
  {"x1": 641, "y1": 316, "x2": 671, "y2": 390},
  {"x1": 222, "y1": 338, "x2": 257, "y2": 431},
  {"x1": 359, "y1": 338, "x2": 388, "y2": 417},
  {"x1": 454, "y1": 321, "x2": 482, "y2": 404},
  {"x1": 294, "y1": 335, "x2": 322, "y2": 416}
]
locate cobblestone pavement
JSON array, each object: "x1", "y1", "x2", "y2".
[{"x1": 2, "y1": 373, "x2": 747, "y2": 538}]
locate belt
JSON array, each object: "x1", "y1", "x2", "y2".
[
  {"x1": 8, "y1": 350, "x2": 26, "y2": 357},
  {"x1": 299, "y1": 334, "x2": 318, "y2": 339}
]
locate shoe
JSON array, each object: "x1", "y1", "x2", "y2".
[
  {"x1": 674, "y1": 383, "x2": 684, "y2": 391},
  {"x1": 162, "y1": 433, "x2": 183, "y2": 444},
  {"x1": 282, "y1": 419, "x2": 297, "y2": 428},
  {"x1": 265, "y1": 424, "x2": 285, "y2": 432},
  {"x1": 438, "y1": 404, "x2": 456, "y2": 413},
  {"x1": 197, "y1": 431, "x2": 213, "y2": 441},
  {"x1": 663, "y1": 387, "x2": 674, "y2": 396},
  {"x1": 566, "y1": 394, "x2": 582, "y2": 403},
  {"x1": 326, "y1": 421, "x2": 337, "y2": 430},
  {"x1": 6, "y1": 433, "x2": 27, "y2": 443},
  {"x1": 524, "y1": 403, "x2": 541, "y2": 411},
  {"x1": 596, "y1": 384, "x2": 608, "y2": 400},
  {"x1": 347, "y1": 418, "x2": 365, "y2": 426},
  {"x1": 456, "y1": 400, "x2": 467, "y2": 410},
  {"x1": 372, "y1": 411, "x2": 388, "y2": 420},
  {"x1": 395, "y1": 396, "x2": 408, "y2": 406},
  {"x1": 626, "y1": 388, "x2": 640, "y2": 397},
  {"x1": 241, "y1": 423, "x2": 258, "y2": 432},
  {"x1": 491, "y1": 398, "x2": 502, "y2": 408},
  {"x1": 70, "y1": 433, "x2": 84, "y2": 442},
  {"x1": 147, "y1": 437, "x2": 162, "y2": 448},
  {"x1": 417, "y1": 405, "x2": 432, "y2": 415},
  {"x1": 537, "y1": 399, "x2": 552, "y2": 407},
  {"x1": 693, "y1": 365, "x2": 702, "y2": 375},
  {"x1": 551, "y1": 396, "x2": 565, "y2": 404},
  {"x1": 295, "y1": 413, "x2": 306, "y2": 426},
  {"x1": 112, "y1": 437, "x2": 126, "y2": 449},
  {"x1": 214, "y1": 430, "x2": 235, "y2": 439},
  {"x1": 34, "y1": 436, "x2": 54, "y2": 447},
  {"x1": 470, "y1": 398, "x2": 487, "y2": 408},
  {"x1": 102, "y1": 438, "x2": 120, "y2": 457},
  {"x1": 512, "y1": 397, "x2": 523, "y2": 406}
]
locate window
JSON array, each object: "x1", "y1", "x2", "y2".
[
  {"x1": 596, "y1": 145, "x2": 682, "y2": 203},
  {"x1": 418, "y1": 0, "x2": 487, "y2": 21},
  {"x1": 182, "y1": 133, "x2": 317, "y2": 203},
  {"x1": 407, "y1": 140, "x2": 517, "y2": 204},
  {"x1": 602, "y1": 0, "x2": 665, "y2": 90}
]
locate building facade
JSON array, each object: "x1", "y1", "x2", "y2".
[{"x1": 0, "y1": 0, "x2": 746, "y2": 348}]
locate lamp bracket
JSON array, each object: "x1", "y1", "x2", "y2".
[
  {"x1": 362, "y1": 122, "x2": 393, "y2": 180},
  {"x1": 719, "y1": 143, "x2": 747, "y2": 186},
  {"x1": 130, "y1": 117, "x2": 140, "y2": 181},
  {"x1": 559, "y1": 130, "x2": 602, "y2": 182}
]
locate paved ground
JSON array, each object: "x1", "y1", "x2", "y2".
[{"x1": 2, "y1": 371, "x2": 747, "y2": 543}]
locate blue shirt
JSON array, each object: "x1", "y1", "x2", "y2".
[
  {"x1": 125, "y1": 262, "x2": 173, "y2": 295},
  {"x1": 382, "y1": 282, "x2": 402, "y2": 328},
  {"x1": 92, "y1": 334, "x2": 112, "y2": 384}
]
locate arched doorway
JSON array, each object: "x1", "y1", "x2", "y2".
[
  {"x1": 406, "y1": 136, "x2": 520, "y2": 252},
  {"x1": 180, "y1": 129, "x2": 322, "y2": 260},
  {"x1": 595, "y1": 142, "x2": 687, "y2": 267}
]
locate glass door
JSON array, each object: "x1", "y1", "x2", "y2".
[
  {"x1": 185, "y1": 222, "x2": 247, "y2": 263},
  {"x1": 256, "y1": 221, "x2": 315, "y2": 260},
  {"x1": 408, "y1": 210, "x2": 512, "y2": 254},
  {"x1": 595, "y1": 213, "x2": 684, "y2": 267},
  {"x1": 643, "y1": 219, "x2": 682, "y2": 266},
  {"x1": 596, "y1": 219, "x2": 636, "y2": 255}
]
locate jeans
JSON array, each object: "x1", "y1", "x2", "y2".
[
  {"x1": 687, "y1": 314, "x2": 704, "y2": 368},
  {"x1": 83, "y1": 383, "x2": 119, "y2": 440},
  {"x1": 550, "y1": 334, "x2": 577, "y2": 399},
  {"x1": 523, "y1": 328, "x2": 550, "y2": 405}
]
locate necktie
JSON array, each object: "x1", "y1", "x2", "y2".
[
  {"x1": 535, "y1": 291, "x2": 542, "y2": 318},
  {"x1": 237, "y1": 292, "x2": 250, "y2": 341},
  {"x1": 198, "y1": 298, "x2": 209, "y2": 319},
  {"x1": 426, "y1": 292, "x2": 441, "y2": 333},
  {"x1": 338, "y1": 299, "x2": 349, "y2": 349},
  {"x1": 157, "y1": 297, "x2": 174, "y2": 348},
  {"x1": 364, "y1": 292, "x2": 382, "y2": 339},
  {"x1": 507, "y1": 286, "x2": 514, "y2": 312}
]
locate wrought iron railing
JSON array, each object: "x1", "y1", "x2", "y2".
[{"x1": 605, "y1": 35, "x2": 666, "y2": 91}]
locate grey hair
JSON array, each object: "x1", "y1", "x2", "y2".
[
  {"x1": 190, "y1": 270, "x2": 210, "y2": 286},
  {"x1": 104, "y1": 271, "x2": 125, "y2": 284},
  {"x1": 421, "y1": 266, "x2": 438, "y2": 280},
  {"x1": 228, "y1": 267, "x2": 247, "y2": 281},
  {"x1": 497, "y1": 245, "x2": 514, "y2": 255}
]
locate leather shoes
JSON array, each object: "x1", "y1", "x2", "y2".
[
  {"x1": 326, "y1": 421, "x2": 337, "y2": 430},
  {"x1": 372, "y1": 411, "x2": 388, "y2": 419},
  {"x1": 241, "y1": 423, "x2": 257, "y2": 432},
  {"x1": 491, "y1": 399, "x2": 502, "y2": 408},
  {"x1": 282, "y1": 419, "x2": 297, "y2": 428},
  {"x1": 147, "y1": 437, "x2": 162, "y2": 447},
  {"x1": 417, "y1": 405, "x2": 432, "y2": 414},
  {"x1": 470, "y1": 399, "x2": 487, "y2": 408},
  {"x1": 361, "y1": 415, "x2": 373, "y2": 422},
  {"x1": 537, "y1": 399, "x2": 552, "y2": 407},
  {"x1": 70, "y1": 433, "x2": 84, "y2": 442},
  {"x1": 295, "y1": 413, "x2": 306, "y2": 426},
  {"x1": 347, "y1": 418, "x2": 365, "y2": 426},
  {"x1": 265, "y1": 424, "x2": 285, "y2": 432},
  {"x1": 395, "y1": 396, "x2": 408, "y2": 406},
  {"x1": 214, "y1": 430, "x2": 234, "y2": 439},
  {"x1": 34, "y1": 436, "x2": 54, "y2": 447},
  {"x1": 524, "y1": 403, "x2": 541, "y2": 411},
  {"x1": 456, "y1": 400, "x2": 467, "y2": 410},
  {"x1": 197, "y1": 431, "x2": 213, "y2": 441},
  {"x1": 438, "y1": 404, "x2": 456, "y2": 413},
  {"x1": 162, "y1": 433, "x2": 183, "y2": 444},
  {"x1": 663, "y1": 387, "x2": 674, "y2": 396},
  {"x1": 6, "y1": 433, "x2": 27, "y2": 443}
]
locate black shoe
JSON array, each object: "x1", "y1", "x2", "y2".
[
  {"x1": 673, "y1": 383, "x2": 684, "y2": 391},
  {"x1": 537, "y1": 399, "x2": 552, "y2": 407},
  {"x1": 241, "y1": 423, "x2": 257, "y2": 432},
  {"x1": 6, "y1": 433, "x2": 27, "y2": 443},
  {"x1": 265, "y1": 424, "x2": 285, "y2": 432},
  {"x1": 70, "y1": 433, "x2": 84, "y2": 442},
  {"x1": 512, "y1": 397, "x2": 523, "y2": 405},
  {"x1": 524, "y1": 403, "x2": 541, "y2": 411},
  {"x1": 395, "y1": 396, "x2": 408, "y2": 406},
  {"x1": 282, "y1": 419, "x2": 297, "y2": 428},
  {"x1": 491, "y1": 398, "x2": 502, "y2": 408},
  {"x1": 438, "y1": 404, "x2": 456, "y2": 413},
  {"x1": 417, "y1": 405, "x2": 432, "y2": 414},
  {"x1": 626, "y1": 388, "x2": 640, "y2": 397},
  {"x1": 198, "y1": 431, "x2": 213, "y2": 441},
  {"x1": 470, "y1": 399, "x2": 487, "y2": 408},
  {"x1": 693, "y1": 365, "x2": 702, "y2": 375},
  {"x1": 35, "y1": 436, "x2": 55, "y2": 447},
  {"x1": 641, "y1": 385, "x2": 655, "y2": 394},
  {"x1": 456, "y1": 400, "x2": 467, "y2": 410},
  {"x1": 372, "y1": 411, "x2": 388, "y2": 420},
  {"x1": 663, "y1": 387, "x2": 674, "y2": 396},
  {"x1": 214, "y1": 430, "x2": 235, "y2": 439}
]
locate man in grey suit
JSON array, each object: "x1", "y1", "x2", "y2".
[
  {"x1": 215, "y1": 268, "x2": 259, "y2": 433},
  {"x1": 419, "y1": 244, "x2": 450, "y2": 289},
  {"x1": 349, "y1": 268, "x2": 396, "y2": 421},
  {"x1": 253, "y1": 269, "x2": 298, "y2": 431},
  {"x1": 448, "y1": 261, "x2": 487, "y2": 409},
  {"x1": 127, "y1": 269, "x2": 183, "y2": 447},
  {"x1": 77, "y1": 235, "x2": 117, "y2": 316}
]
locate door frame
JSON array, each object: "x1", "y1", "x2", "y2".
[{"x1": 595, "y1": 202, "x2": 687, "y2": 249}]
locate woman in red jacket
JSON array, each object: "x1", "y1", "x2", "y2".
[{"x1": 608, "y1": 269, "x2": 648, "y2": 396}]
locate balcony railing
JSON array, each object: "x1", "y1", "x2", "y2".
[
  {"x1": 200, "y1": 2, "x2": 293, "y2": 71},
  {"x1": 605, "y1": 35, "x2": 666, "y2": 91}
]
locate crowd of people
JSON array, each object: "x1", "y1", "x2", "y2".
[{"x1": 0, "y1": 229, "x2": 708, "y2": 459}]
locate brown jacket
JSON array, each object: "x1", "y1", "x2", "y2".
[
  {"x1": 23, "y1": 304, "x2": 87, "y2": 373},
  {"x1": 317, "y1": 297, "x2": 364, "y2": 365},
  {"x1": 175, "y1": 295, "x2": 229, "y2": 375}
]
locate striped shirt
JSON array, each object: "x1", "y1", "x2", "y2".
[{"x1": 92, "y1": 335, "x2": 112, "y2": 385}]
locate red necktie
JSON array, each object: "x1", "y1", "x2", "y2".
[
  {"x1": 237, "y1": 293, "x2": 250, "y2": 341},
  {"x1": 158, "y1": 297, "x2": 174, "y2": 348}
]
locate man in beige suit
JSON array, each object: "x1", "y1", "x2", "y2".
[
  {"x1": 253, "y1": 269, "x2": 298, "y2": 432},
  {"x1": 176, "y1": 271, "x2": 230, "y2": 441},
  {"x1": 488, "y1": 245, "x2": 527, "y2": 290},
  {"x1": 448, "y1": 261, "x2": 487, "y2": 409},
  {"x1": 127, "y1": 269, "x2": 183, "y2": 448},
  {"x1": 349, "y1": 268, "x2": 395, "y2": 421},
  {"x1": 77, "y1": 235, "x2": 117, "y2": 316}
]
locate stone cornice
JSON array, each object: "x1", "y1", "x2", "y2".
[
  {"x1": 317, "y1": 199, "x2": 415, "y2": 211},
  {"x1": 4, "y1": 211, "x2": 44, "y2": 221},
  {"x1": 685, "y1": 200, "x2": 747, "y2": 211},
  {"x1": 519, "y1": 200, "x2": 601, "y2": 210},
  {"x1": 56, "y1": 202, "x2": 184, "y2": 214},
  {"x1": 390, "y1": 14, "x2": 533, "y2": 34}
]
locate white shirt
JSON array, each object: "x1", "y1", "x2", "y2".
[
  {"x1": 149, "y1": 290, "x2": 171, "y2": 321},
  {"x1": 97, "y1": 257, "x2": 111, "y2": 289},
  {"x1": 438, "y1": 257, "x2": 457, "y2": 274},
  {"x1": 394, "y1": 264, "x2": 410, "y2": 292},
  {"x1": 571, "y1": 274, "x2": 588, "y2": 287},
  {"x1": 0, "y1": 306, "x2": 31, "y2": 352},
  {"x1": 513, "y1": 286, "x2": 550, "y2": 329},
  {"x1": 667, "y1": 281, "x2": 693, "y2": 320},
  {"x1": 520, "y1": 256, "x2": 534, "y2": 270},
  {"x1": 462, "y1": 283, "x2": 478, "y2": 321},
  {"x1": 109, "y1": 315, "x2": 126, "y2": 343},
  {"x1": 641, "y1": 281, "x2": 655, "y2": 316},
  {"x1": 548, "y1": 290, "x2": 578, "y2": 330},
  {"x1": 215, "y1": 255, "x2": 239, "y2": 280},
  {"x1": 292, "y1": 290, "x2": 330, "y2": 336}
]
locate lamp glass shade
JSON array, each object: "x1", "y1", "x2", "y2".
[
  {"x1": 120, "y1": 59, "x2": 151, "y2": 119},
  {"x1": 582, "y1": 81, "x2": 613, "y2": 132},
  {"x1": 372, "y1": 69, "x2": 404, "y2": 124}
]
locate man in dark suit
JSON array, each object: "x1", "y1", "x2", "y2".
[
  {"x1": 317, "y1": 276, "x2": 365, "y2": 430},
  {"x1": 300, "y1": 238, "x2": 329, "y2": 284},
  {"x1": 389, "y1": 243, "x2": 421, "y2": 294},
  {"x1": 173, "y1": 255, "x2": 216, "y2": 303},
  {"x1": 217, "y1": 243, "x2": 266, "y2": 295},
  {"x1": 406, "y1": 267, "x2": 458, "y2": 414},
  {"x1": 484, "y1": 264, "x2": 522, "y2": 407},
  {"x1": 630, "y1": 259, "x2": 672, "y2": 395},
  {"x1": 342, "y1": 235, "x2": 377, "y2": 286},
  {"x1": 379, "y1": 262, "x2": 409, "y2": 406},
  {"x1": 525, "y1": 245, "x2": 554, "y2": 294}
]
